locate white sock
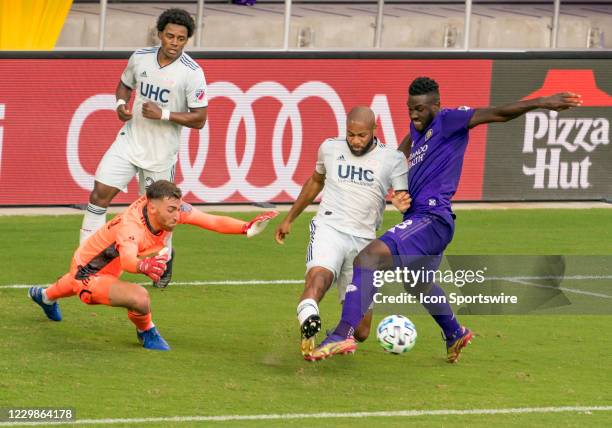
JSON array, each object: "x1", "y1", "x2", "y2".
[
  {"x1": 297, "y1": 298, "x2": 319, "y2": 326},
  {"x1": 41, "y1": 289, "x2": 55, "y2": 304},
  {"x1": 137, "y1": 323, "x2": 155, "y2": 333},
  {"x1": 80, "y1": 203, "x2": 107, "y2": 244}
]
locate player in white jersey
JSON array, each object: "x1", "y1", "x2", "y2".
[
  {"x1": 79, "y1": 9, "x2": 208, "y2": 288},
  {"x1": 275, "y1": 106, "x2": 410, "y2": 357}
]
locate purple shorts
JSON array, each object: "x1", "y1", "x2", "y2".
[{"x1": 379, "y1": 213, "x2": 454, "y2": 269}]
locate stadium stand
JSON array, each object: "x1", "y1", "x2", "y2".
[{"x1": 55, "y1": 0, "x2": 612, "y2": 50}]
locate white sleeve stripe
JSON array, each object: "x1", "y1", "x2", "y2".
[
  {"x1": 180, "y1": 57, "x2": 199, "y2": 70},
  {"x1": 180, "y1": 55, "x2": 200, "y2": 70},
  {"x1": 181, "y1": 55, "x2": 199, "y2": 67},
  {"x1": 135, "y1": 48, "x2": 157, "y2": 55}
]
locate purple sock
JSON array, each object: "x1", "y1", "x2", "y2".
[
  {"x1": 420, "y1": 283, "x2": 461, "y2": 339},
  {"x1": 333, "y1": 265, "x2": 376, "y2": 338}
]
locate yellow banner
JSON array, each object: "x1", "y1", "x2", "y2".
[{"x1": 0, "y1": 0, "x2": 73, "y2": 50}]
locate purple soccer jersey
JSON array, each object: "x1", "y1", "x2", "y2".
[
  {"x1": 405, "y1": 107, "x2": 475, "y2": 222},
  {"x1": 331, "y1": 108, "x2": 476, "y2": 341}
]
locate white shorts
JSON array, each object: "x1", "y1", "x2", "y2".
[
  {"x1": 306, "y1": 218, "x2": 371, "y2": 303},
  {"x1": 95, "y1": 135, "x2": 176, "y2": 194}
]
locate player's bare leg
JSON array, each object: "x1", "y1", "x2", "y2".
[
  {"x1": 307, "y1": 241, "x2": 393, "y2": 361},
  {"x1": 108, "y1": 280, "x2": 151, "y2": 313},
  {"x1": 80, "y1": 181, "x2": 121, "y2": 244},
  {"x1": 108, "y1": 280, "x2": 170, "y2": 351},
  {"x1": 297, "y1": 267, "x2": 334, "y2": 356},
  {"x1": 354, "y1": 309, "x2": 373, "y2": 342}
]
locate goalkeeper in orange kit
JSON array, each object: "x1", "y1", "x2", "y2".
[{"x1": 28, "y1": 180, "x2": 277, "y2": 351}]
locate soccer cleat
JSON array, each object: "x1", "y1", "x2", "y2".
[
  {"x1": 136, "y1": 330, "x2": 144, "y2": 345},
  {"x1": 445, "y1": 326, "x2": 473, "y2": 363},
  {"x1": 153, "y1": 249, "x2": 175, "y2": 288},
  {"x1": 300, "y1": 314, "x2": 321, "y2": 356},
  {"x1": 28, "y1": 287, "x2": 62, "y2": 321},
  {"x1": 304, "y1": 334, "x2": 357, "y2": 361},
  {"x1": 138, "y1": 326, "x2": 170, "y2": 351}
]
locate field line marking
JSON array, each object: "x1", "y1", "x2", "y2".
[
  {"x1": 506, "y1": 278, "x2": 612, "y2": 299},
  {"x1": 1, "y1": 405, "x2": 611, "y2": 426},
  {"x1": 1, "y1": 275, "x2": 611, "y2": 299},
  {"x1": 489, "y1": 274, "x2": 612, "y2": 281},
  {"x1": 0, "y1": 280, "x2": 304, "y2": 289}
]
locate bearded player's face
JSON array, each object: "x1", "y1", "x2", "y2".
[
  {"x1": 408, "y1": 93, "x2": 440, "y2": 132},
  {"x1": 158, "y1": 23, "x2": 189, "y2": 60},
  {"x1": 152, "y1": 197, "x2": 181, "y2": 232},
  {"x1": 346, "y1": 120, "x2": 375, "y2": 156}
]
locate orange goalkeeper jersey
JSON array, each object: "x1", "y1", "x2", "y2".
[{"x1": 70, "y1": 196, "x2": 245, "y2": 280}]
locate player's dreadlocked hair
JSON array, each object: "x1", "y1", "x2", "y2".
[
  {"x1": 147, "y1": 180, "x2": 183, "y2": 201},
  {"x1": 157, "y1": 8, "x2": 195, "y2": 38},
  {"x1": 409, "y1": 77, "x2": 440, "y2": 100}
]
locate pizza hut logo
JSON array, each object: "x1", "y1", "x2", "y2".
[{"x1": 521, "y1": 70, "x2": 612, "y2": 190}]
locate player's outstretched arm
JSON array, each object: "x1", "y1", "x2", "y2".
[
  {"x1": 141, "y1": 104, "x2": 207, "y2": 129},
  {"x1": 468, "y1": 92, "x2": 582, "y2": 129},
  {"x1": 275, "y1": 171, "x2": 325, "y2": 244},
  {"x1": 180, "y1": 205, "x2": 278, "y2": 237}
]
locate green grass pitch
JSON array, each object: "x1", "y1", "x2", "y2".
[{"x1": 1, "y1": 208, "x2": 611, "y2": 427}]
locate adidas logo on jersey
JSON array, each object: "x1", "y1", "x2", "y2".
[
  {"x1": 140, "y1": 71, "x2": 148, "y2": 78},
  {"x1": 336, "y1": 154, "x2": 346, "y2": 161},
  {"x1": 345, "y1": 284, "x2": 358, "y2": 293}
]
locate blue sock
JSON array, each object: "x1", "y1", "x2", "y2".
[
  {"x1": 333, "y1": 265, "x2": 376, "y2": 338},
  {"x1": 420, "y1": 283, "x2": 461, "y2": 340}
]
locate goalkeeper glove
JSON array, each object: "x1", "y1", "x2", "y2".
[
  {"x1": 243, "y1": 211, "x2": 279, "y2": 238},
  {"x1": 137, "y1": 254, "x2": 168, "y2": 282}
]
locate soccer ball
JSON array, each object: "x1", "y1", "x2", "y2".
[{"x1": 376, "y1": 315, "x2": 417, "y2": 354}]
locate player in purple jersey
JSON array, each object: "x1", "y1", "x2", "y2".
[{"x1": 307, "y1": 77, "x2": 582, "y2": 362}]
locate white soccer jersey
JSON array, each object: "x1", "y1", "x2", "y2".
[
  {"x1": 119, "y1": 47, "x2": 208, "y2": 171},
  {"x1": 315, "y1": 137, "x2": 409, "y2": 239}
]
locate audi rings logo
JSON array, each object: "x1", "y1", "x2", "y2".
[
  {"x1": 67, "y1": 81, "x2": 398, "y2": 202},
  {"x1": 179, "y1": 81, "x2": 347, "y2": 202}
]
